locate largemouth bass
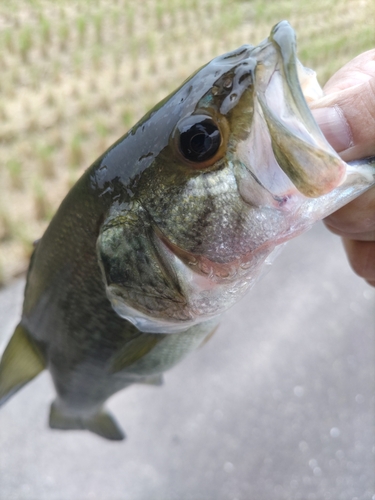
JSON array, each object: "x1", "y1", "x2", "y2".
[{"x1": 0, "y1": 21, "x2": 374, "y2": 440}]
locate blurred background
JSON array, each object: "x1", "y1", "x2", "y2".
[{"x1": 0, "y1": 0, "x2": 374, "y2": 285}]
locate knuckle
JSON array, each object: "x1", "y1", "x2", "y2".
[{"x1": 345, "y1": 239, "x2": 375, "y2": 280}]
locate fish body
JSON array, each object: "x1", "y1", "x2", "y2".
[{"x1": 0, "y1": 21, "x2": 374, "y2": 440}]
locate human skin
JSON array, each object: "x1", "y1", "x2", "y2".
[{"x1": 311, "y1": 49, "x2": 375, "y2": 287}]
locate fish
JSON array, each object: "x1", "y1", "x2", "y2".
[{"x1": 0, "y1": 21, "x2": 374, "y2": 441}]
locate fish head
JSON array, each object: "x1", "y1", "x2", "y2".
[{"x1": 96, "y1": 21, "x2": 374, "y2": 333}]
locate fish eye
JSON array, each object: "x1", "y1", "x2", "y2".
[{"x1": 174, "y1": 114, "x2": 226, "y2": 167}]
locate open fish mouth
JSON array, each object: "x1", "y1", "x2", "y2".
[
  {"x1": 96, "y1": 21, "x2": 375, "y2": 335},
  {"x1": 237, "y1": 20, "x2": 347, "y2": 202}
]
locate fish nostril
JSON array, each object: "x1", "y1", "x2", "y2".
[{"x1": 238, "y1": 71, "x2": 253, "y2": 85}]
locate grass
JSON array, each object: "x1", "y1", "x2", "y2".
[{"x1": 0, "y1": 0, "x2": 374, "y2": 286}]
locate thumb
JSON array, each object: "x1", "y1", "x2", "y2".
[{"x1": 310, "y1": 76, "x2": 375, "y2": 162}]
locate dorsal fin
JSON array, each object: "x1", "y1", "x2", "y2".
[{"x1": 0, "y1": 323, "x2": 46, "y2": 406}]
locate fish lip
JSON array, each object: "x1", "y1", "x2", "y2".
[
  {"x1": 267, "y1": 20, "x2": 319, "y2": 134},
  {"x1": 239, "y1": 21, "x2": 347, "y2": 200}
]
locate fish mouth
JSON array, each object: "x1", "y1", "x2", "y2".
[{"x1": 238, "y1": 21, "x2": 347, "y2": 201}]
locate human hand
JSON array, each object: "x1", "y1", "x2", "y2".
[{"x1": 310, "y1": 50, "x2": 375, "y2": 287}]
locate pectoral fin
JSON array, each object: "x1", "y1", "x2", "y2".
[
  {"x1": 110, "y1": 333, "x2": 166, "y2": 373},
  {"x1": 0, "y1": 324, "x2": 46, "y2": 405}
]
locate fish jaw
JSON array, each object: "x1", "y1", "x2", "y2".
[
  {"x1": 236, "y1": 20, "x2": 347, "y2": 206},
  {"x1": 236, "y1": 21, "x2": 375, "y2": 233}
]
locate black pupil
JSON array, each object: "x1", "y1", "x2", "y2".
[{"x1": 179, "y1": 119, "x2": 220, "y2": 162}]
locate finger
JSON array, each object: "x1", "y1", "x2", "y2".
[
  {"x1": 325, "y1": 223, "x2": 375, "y2": 241},
  {"x1": 311, "y1": 77, "x2": 375, "y2": 161},
  {"x1": 324, "y1": 186, "x2": 375, "y2": 237},
  {"x1": 323, "y1": 49, "x2": 375, "y2": 93},
  {"x1": 342, "y1": 239, "x2": 375, "y2": 281},
  {"x1": 310, "y1": 49, "x2": 375, "y2": 161}
]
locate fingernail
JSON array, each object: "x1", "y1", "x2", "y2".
[{"x1": 311, "y1": 106, "x2": 353, "y2": 153}]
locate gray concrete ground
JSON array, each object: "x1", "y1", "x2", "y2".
[{"x1": 0, "y1": 222, "x2": 374, "y2": 500}]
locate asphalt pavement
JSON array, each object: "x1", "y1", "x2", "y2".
[{"x1": 0, "y1": 222, "x2": 374, "y2": 500}]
